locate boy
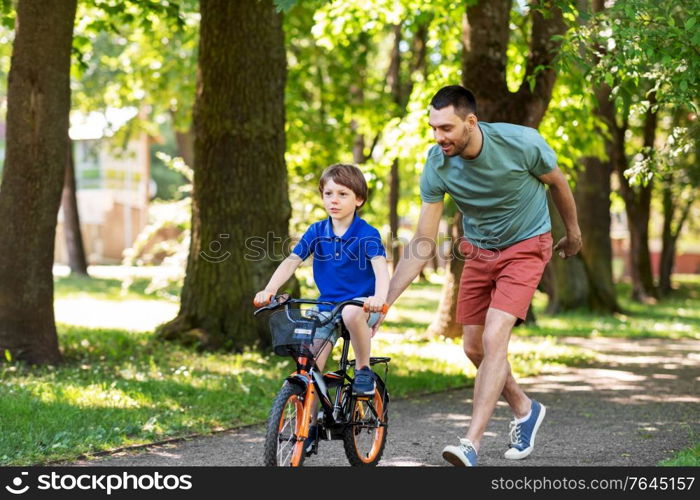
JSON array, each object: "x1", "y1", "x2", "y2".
[{"x1": 254, "y1": 163, "x2": 389, "y2": 398}]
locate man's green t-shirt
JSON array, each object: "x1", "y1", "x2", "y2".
[{"x1": 420, "y1": 122, "x2": 556, "y2": 249}]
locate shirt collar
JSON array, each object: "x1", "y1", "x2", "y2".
[{"x1": 322, "y1": 213, "x2": 361, "y2": 241}]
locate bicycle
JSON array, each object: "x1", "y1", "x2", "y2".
[{"x1": 254, "y1": 294, "x2": 390, "y2": 467}]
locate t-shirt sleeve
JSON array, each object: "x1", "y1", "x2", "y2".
[
  {"x1": 291, "y1": 225, "x2": 316, "y2": 261},
  {"x1": 525, "y1": 128, "x2": 557, "y2": 177},
  {"x1": 363, "y1": 228, "x2": 386, "y2": 260},
  {"x1": 419, "y1": 147, "x2": 447, "y2": 203}
]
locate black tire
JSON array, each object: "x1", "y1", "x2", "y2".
[
  {"x1": 342, "y1": 379, "x2": 389, "y2": 466},
  {"x1": 263, "y1": 383, "x2": 307, "y2": 467}
]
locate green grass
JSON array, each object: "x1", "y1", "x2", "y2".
[
  {"x1": 55, "y1": 274, "x2": 169, "y2": 302},
  {"x1": 520, "y1": 275, "x2": 700, "y2": 340},
  {"x1": 659, "y1": 443, "x2": 700, "y2": 466},
  {"x1": 0, "y1": 322, "x2": 593, "y2": 465},
  {"x1": 2, "y1": 269, "x2": 696, "y2": 465}
]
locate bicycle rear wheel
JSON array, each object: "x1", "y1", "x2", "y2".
[
  {"x1": 342, "y1": 380, "x2": 388, "y2": 466},
  {"x1": 263, "y1": 383, "x2": 307, "y2": 466}
]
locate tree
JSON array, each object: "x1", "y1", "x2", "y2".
[
  {"x1": 0, "y1": 0, "x2": 78, "y2": 364},
  {"x1": 566, "y1": 0, "x2": 700, "y2": 301},
  {"x1": 657, "y1": 115, "x2": 698, "y2": 295},
  {"x1": 430, "y1": 0, "x2": 571, "y2": 336},
  {"x1": 61, "y1": 142, "x2": 89, "y2": 276},
  {"x1": 158, "y1": 0, "x2": 290, "y2": 350},
  {"x1": 562, "y1": 0, "x2": 621, "y2": 313}
]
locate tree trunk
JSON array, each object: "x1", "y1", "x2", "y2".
[
  {"x1": 659, "y1": 181, "x2": 694, "y2": 296},
  {"x1": 659, "y1": 184, "x2": 676, "y2": 295},
  {"x1": 614, "y1": 97, "x2": 658, "y2": 301},
  {"x1": 429, "y1": 0, "x2": 567, "y2": 335},
  {"x1": 428, "y1": 212, "x2": 464, "y2": 338},
  {"x1": 61, "y1": 140, "x2": 89, "y2": 276},
  {"x1": 174, "y1": 128, "x2": 195, "y2": 169},
  {"x1": 388, "y1": 24, "x2": 402, "y2": 269},
  {"x1": 158, "y1": 0, "x2": 290, "y2": 350},
  {"x1": 571, "y1": 0, "x2": 619, "y2": 313},
  {"x1": 574, "y1": 155, "x2": 620, "y2": 312},
  {"x1": 0, "y1": 0, "x2": 77, "y2": 364},
  {"x1": 545, "y1": 194, "x2": 589, "y2": 313}
]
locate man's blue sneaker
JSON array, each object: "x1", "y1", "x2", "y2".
[
  {"x1": 442, "y1": 438, "x2": 478, "y2": 466},
  {"x1": 504, "y1": 399, "x2": 546, "y2": 460},
  {"x1": 352, "y1": 366, "x2": 375, "y2": 396},
  {"x1": 304, "y1": 425, "x2": 317, "y2": 456}
]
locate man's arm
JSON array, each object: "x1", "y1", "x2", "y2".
[
  {"x1": 386, "y1": 201, "x2": 444, "y2": 305},
  {"x1": 538, "y1": 167, "x2": 582, "y2": 258}
]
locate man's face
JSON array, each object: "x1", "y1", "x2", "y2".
[{"x1": 428, "y1": 105, "x2": 476, "y2": 157}]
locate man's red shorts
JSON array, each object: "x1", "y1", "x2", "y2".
[{"x1": 456, "y1": 232, "x2": 553, "y2": 325}]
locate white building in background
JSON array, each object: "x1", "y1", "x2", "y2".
[{"x1": 54, "y1": 107, "x2": 151, "y2": 264}]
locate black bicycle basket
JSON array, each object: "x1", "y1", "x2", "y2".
[{"x1": 268, "y1": 306, "x2": 336, "y2": 358}]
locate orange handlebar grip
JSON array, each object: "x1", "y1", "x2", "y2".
[{"x1": 363, "y1": 303, "x2": 390, "y2": 314}]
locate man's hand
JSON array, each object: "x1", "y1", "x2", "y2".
[
  {"x1": 370, "y1": 313, "x2": 386, "y2": 338},
  {"x1": 553, "y1": 232, "x2": 582, "y2": 259}
]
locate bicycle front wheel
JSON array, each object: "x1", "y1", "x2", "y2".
[
  {"x1": 263, "y1": 383, "x2": 307, "y2": 467},
  {"x1": 342, "y1": 380, "x2": 388, "y2": 466}
]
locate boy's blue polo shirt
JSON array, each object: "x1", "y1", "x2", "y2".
[{"x1": 292, "y1": 215, "x2": 386, "y2": 310}]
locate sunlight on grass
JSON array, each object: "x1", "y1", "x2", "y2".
[
  {"x1": 0, "y1": 321, "x2": 594, "y2": 465},
  {"x1": 5, "y1": 268, "x2": 691, "y2": 465},
  {"x1": 54, "y1": 298, "x2": 178, "y2": 332},
  {"x1": 659, "y1": 442, "x2": 700, "y2": 466}
]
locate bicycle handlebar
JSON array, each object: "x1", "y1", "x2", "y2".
[{"x1": 253, "y1": 295, "x2": 388, "y2": 319}]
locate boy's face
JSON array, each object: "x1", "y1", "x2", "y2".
[{"x1": 321, "y1": 179, "x2": 363, "y2": 221}]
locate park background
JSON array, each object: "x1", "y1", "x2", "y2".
[{"x1": 0, "y1": 0, "x2": 698, "y2": 466}]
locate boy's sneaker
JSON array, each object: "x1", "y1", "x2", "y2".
[
  {"x1": 352, "y1": 366, "x2": 376, "y2": 396},
  {"x1": 442, "y1": 438, "x2": 478, "y2": 466},
  {"x1": 504, "y1": 399, "x2": 546, "y2": 460},
  {"x1": 303, "y1": 425, "x2": 318, "y2": 456}
]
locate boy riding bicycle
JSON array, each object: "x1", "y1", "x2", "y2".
[{"x1": 254, "y1": 163, "x2": 389, "y2": 399}]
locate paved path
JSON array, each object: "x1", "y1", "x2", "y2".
[{"x1": 72, "y1": 337, "x2": 699, "y2": 467}]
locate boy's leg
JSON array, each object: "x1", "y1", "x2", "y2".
[
  {"x1": 314, "y1": 342, "x2": 332, "y2": 372},
  {"x1": 463, "y1": 324, "x2": 531, "y2": 418},
  {"x1": 342, "y1": 305, "x2": 377, "y2": 396},
  {"x1": 341, "y1": 305, "x2": 371, "y2": 369}
]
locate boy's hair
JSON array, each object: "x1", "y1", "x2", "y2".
[
  {"x1": 430, "y1": 85, "x2": 478, "y2": 119},
  {"x1": 318, "y1": 163, "x2": 368, "y2": 209}
]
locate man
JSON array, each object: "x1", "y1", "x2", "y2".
[{"x1": 378, "y1": 85, "x2": 582, "y2": 466}]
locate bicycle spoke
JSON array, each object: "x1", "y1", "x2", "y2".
[{"x1": 277, "y1": 397, "x2": 299, "y2": 466}]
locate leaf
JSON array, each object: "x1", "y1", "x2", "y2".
[
  {"x1": 274, "y1": 0, "x2": 298, "y2": 13},
  {"x1": 685, "y1": 17, "x2": 696, "y2": 31},
  {"x1": 4, "y1": 349, "x2": 11, "y2": 362}
]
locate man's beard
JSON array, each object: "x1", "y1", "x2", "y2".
[{"x1": 443, "y1": 129, "x2": 471, "y2": 157}]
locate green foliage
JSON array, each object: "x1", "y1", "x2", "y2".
[
  {"x1": 71, "y1": 0, "x2": 197, "y2": 139},
  {"x1": 0, "y1": 0, "x2": 13, "y2": 29},
  {"x1": 557, "y1": 0, "x2": 700, "y2": 187},
  {"x1": 565, "y1": 0, "x2": 700, "y2": 110}
]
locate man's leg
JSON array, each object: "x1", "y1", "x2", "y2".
[
  {"x1": 464, "y1": 307, "x2": 517, "y2": 452},
  {"x1": 463, "y1": 324, "x2": 531, "y2": 419}
]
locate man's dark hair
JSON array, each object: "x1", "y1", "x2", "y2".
[{"x1": 430, "y1": 85, "x2": 477, "y2": 119}]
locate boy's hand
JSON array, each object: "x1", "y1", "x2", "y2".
[
  {"x1": 363, "y1": 296, "x2": 386, "y2": 313},
  {"x1": 253, "y1": 290, "x2": 275, "y2": 307}
]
